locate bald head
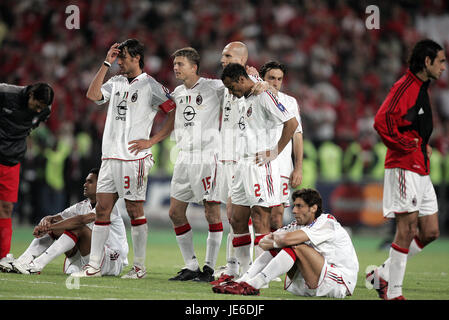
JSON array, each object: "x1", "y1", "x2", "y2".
[{"x1": 221, "y1": 41, "x2": 248, "y2": 68}]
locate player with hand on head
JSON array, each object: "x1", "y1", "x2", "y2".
[
  {"x1": 213, "y1": 188, "x2": 359, "y2": 298},
  {"x1": 259, "y1": 61, "x2": 303, "y2": 231},
  {"x1": 167, "y1": 47, "x2": 225, "y2": 282},
  {"x1": 219, "y1": 63, "x2": 298, "y2": 284},
  {"x1": 368, "y1": 39, "x2": 445, "y2": 300},
  {"x1": 74, "y1": 39, "x2": 176, "y2": 279},
  {"x1": 0, "y1": 82, "x2": 53, "y2": 266}
]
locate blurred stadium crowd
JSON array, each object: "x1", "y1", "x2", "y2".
[{"x1": 1, "y1": 0, "x2": 449, "y2": 230}]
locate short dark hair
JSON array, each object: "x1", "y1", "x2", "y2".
[
  {"x1": 118, "y1": 38, "x2": 145, "y2": 70},
  {"x1": 221, "y1": 63, "x2": 249, "y2": 82},
  {"x1": 172, "y1": 47, "x2": 200, "y2": 74},
  {"x1": 292, "y1": 188, "x2": 323, "y2": 218},
  {"x1": 89, "y1": 168, "x2": 100, "y2": 176},
  {"x1": 408, "y1": 39, "x2": 443, "y2": 74},
  {"x1": 27, "y1": 83, "x2": 54, "y2": 106},
  {"x1": 259, "y1": 60, "x2": 287, "y2": 79}
]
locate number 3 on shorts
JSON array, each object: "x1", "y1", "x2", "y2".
[{"x1": 124, "y1": 176, "x2": 130, "y2": 189}]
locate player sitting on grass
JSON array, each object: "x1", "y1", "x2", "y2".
[
  {"x1": 212, "y1": 188, "x2": 359, "y2": 298},
  {"x1": 0, "y1": 168, "x2": 129, "y2": 276}
]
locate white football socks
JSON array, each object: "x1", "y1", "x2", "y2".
[
  {"x1": 89, "y1": 222, "x2": 110, "y2": 269},
  {"x1": 387, "y1": 244, "x2": 409, "y2": 299},
  {"x1": 33, "y1": 232, "x2": 77, "y2": 270},
  {"x1": 233, "y1": 233, "x2": 252, "y2": 275},
  {"x1": 131, "y1": 217, "x2": 148, "y2": 269},
  {"x1": 247, "y1": 249, "x2": 295, "y2": 289},
  {"x1": 17, "y1": 234, "x2": 54, "y2": 264},
  {"x1": 174, "y1": 224, "x2": 199, "y2": 271},
  {"x1": 205, "y1": 223, "x2": 223, "y2": 269},
  {"x1": 378, "y1": 237, "x2": 424, "y2": 281}
]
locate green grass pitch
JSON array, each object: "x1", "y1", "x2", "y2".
[{"x1": 1, "y1": 226, "x2": 448, "y2": 301}]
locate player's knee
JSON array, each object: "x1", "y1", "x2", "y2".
[
  {"x1": 230, "y1": 216, "x2": 246, "y2": 233},
  {"x1": 422, "y1": 228, "x2": 439, "y2": 245},
  {"x1": 125, "y1": 201, "x2": 143, "y2": 220},
  {"x1": 0, "y1": 201, "x2": 13, "y2": 218}
]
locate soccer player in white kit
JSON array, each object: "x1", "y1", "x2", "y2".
[
  {"x1": 167, "y1": 47, "x2": 225, "y2": 282},
  {"x1": 212, "y1": 42, "x2": 271, "y2": 282},
  {"x1": 220, "y1": 63, "x2": 298, "y2": 278},
  {"x1": 259, "y1": 61, "x2": 304, "y2": 230},
  {"x1": 4, "y1": 169, "x2": 129, "y2": 276},
  {"x1": 213, "y1": 188, "x2": 359, "y2": 298},
  {"x1": 77, "y1": 39, "x2": 176, "y2": 279}
]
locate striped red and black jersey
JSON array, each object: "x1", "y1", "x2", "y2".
[{"x1": 373, "y1": 69, "x2": 433, "y2": 175}]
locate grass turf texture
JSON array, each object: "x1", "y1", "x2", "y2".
[{"x1": 1, "y1": 226, "x2": 448, "y2": 300}]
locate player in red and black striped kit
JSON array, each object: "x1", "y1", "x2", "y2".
[{"x1": 367, "y1": 39, "x2": 446, "y2": 300}]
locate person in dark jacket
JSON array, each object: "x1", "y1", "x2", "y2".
[
  {"x1": 367, "y1": 39, "x2": 445, "y2": 300},
  {"x1": 0, "y1": 82, "x2": 53, "y2": 261}
]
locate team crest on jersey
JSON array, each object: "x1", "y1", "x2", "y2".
[
  {"x1": 247, "y1": 106, "x2": 252, "y2": 117},
  {"x1": 131, "y1": 91, "x2": 138, "y2": 102},
  {"x1": 412, "y1": 196, "x2": 417, "y2": 206},
  {"x1": 196, "y1": 94, "x2": 202, "y2": 105},
  {"x1": 162, "y1": 85, "x2": 171, "y2": 99}
]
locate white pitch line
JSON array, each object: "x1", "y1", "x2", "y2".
[{"x1": 0, "y1": 278, "x2": 119, "y2": 289}]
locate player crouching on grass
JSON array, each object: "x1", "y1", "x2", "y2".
[
  {"x1": 0, "y1": 168, "x2": 129, "y2": 276},
  {"x1": 212, "y1": 188, "x2": 359, "y2": 298}
]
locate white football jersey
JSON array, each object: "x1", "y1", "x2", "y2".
[
  {"x1": 276, "y1": 91, "x2": 303, "y2": 177},
  {"x1": 219, "y1": 75, "x2": 260, "y2": 162},
  {"x1": 171, "y1": 77, "x2": 224, "y2": 154},
  {"x1": 219, "y1": 88, "x2": 246, "y2": 161},
  {"x1": 96, "y1": 72, "x2": 174, "y2": 161},
  {"x1": 237, "y1": 89, "x2": 294, "y2": 159},
  {"x1": 301, "y1": 214, "x2": 359, "y2": 294},
  {"x1": 59, "y1": 199, "x2": 95, "y2": 229}
]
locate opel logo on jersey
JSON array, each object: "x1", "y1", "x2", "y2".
[
  {"x1": 117, "y1": 100, "x2": 127, "y2": 115},
  {"x1": 116, "y1": 100, "x2": 127, "y2": 121},
  {"x1": 238, "y1": 116, "x2": 246, "y2": 130},
  {"x1": 183, "y1": 106, "x2": 196, "y2": 121}
]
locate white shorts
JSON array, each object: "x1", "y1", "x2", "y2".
[
  {"x1": 231, "y1": 158, "x2": 281, "y2": 208},
  {"x1": 97, "y1": 157, "x2": 153, "y2": 201},
  {"x1": 213, "y1": 161, "x2": 236, "y2": 204},
  {"x1": 383, "y1": 168, "x2": 438, "y2": 218},
  {"x1": 63, "y1": 247, "x2": 126, "y2": 276},
  {"x1": 285, "y1": 259, "x2": 350, "y2": 298},
  {"x1": 280, "y1": 176, "x2": 291, "y2": 207},
  {"x1": 170, "y1": 151, "x2": 219, "y2": 203}
]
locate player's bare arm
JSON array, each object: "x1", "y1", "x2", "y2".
[
  {"x1": 34, "y1": 213, "x2": 95, "y2": 237},
  {"x1": 255, "y1": 117, "x2": 298, "y2": 166},
  {"x1": 290, "y1": 132, "x2": 303, "y2": 188},
  {"x1": 128, "y1": 108, "x2": 175, "y2": 155},
  {"x1": 86, "y1": 43, "x2": 120, "y2": 101},
  {"x1": 38, "y1": 214, "x2": 63, "y2": 228},
  {"x1": 258, "y1": 233, "x2": 276, "y2": 251},
  {"x1": 273, "y1": 229, "x2": 310, "y2": 248}
]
